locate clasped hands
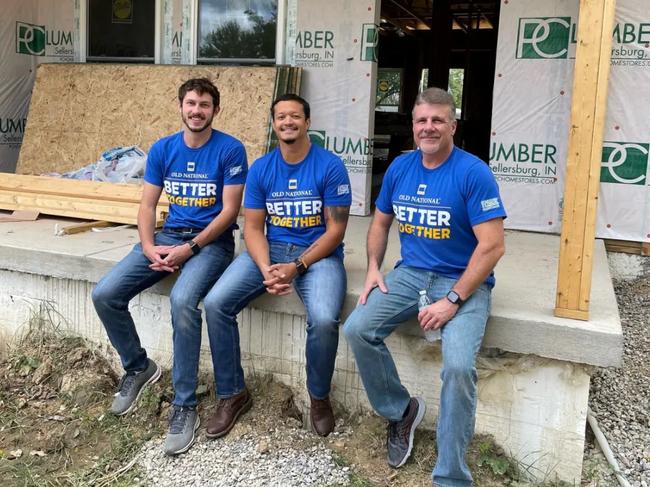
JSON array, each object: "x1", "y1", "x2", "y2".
[
  {"x1": 262, "y1": 262, "x2": 298, "y2": 296},
  {"x1": 144, "y1": 244, "x2": 193, "y2": 272}
]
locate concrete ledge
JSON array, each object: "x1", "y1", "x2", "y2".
[
  {"x1": 0, "y1": 213, "x2": 623, "y2": 483},
  {"x1": 0, "y1": 215, "x2": 622, "y2": 367}
]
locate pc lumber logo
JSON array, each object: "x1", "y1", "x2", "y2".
[
  {"x1": 601, "y1": 142, "x2": 649, "y2": 185},
  {"x1": 516, "y1": 17, "x2": 571, "y2": 59},
  {"x1": 308, "y1": 130, "x2": 327, "y2": 148},
  {"x1": 16, "y1": 21, "x2": 46, "y2": 56}
]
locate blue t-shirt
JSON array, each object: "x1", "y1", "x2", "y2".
[
  {"x1": 144, "y1": 129, "x2": 248, "y2": 231},
  {"x1": 376, "y1": 147, "x2": 506, "y2": 286},
  {"x1": 244, "y1": 144, "x2": 352, "y2": 258}
]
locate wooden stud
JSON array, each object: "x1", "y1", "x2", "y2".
[
  {"x1": 0, "y1": 190, "x2": 166, "y2": 225},
  {"x1": 58, "y1": 220, "x2": 114, "y2": 235},
  {"x1": 555, "y1": 0, "x2": 617, "y2": 320}
]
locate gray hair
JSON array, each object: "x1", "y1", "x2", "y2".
[{"x1": 412, "y1": 87, "x2": 456, "y2": 120}]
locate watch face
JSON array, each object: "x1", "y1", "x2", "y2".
[{"x1": 447, "y1": 291, "x2": 460, "y2": 303}]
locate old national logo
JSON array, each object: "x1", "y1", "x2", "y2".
[
  {"x1": 360, "y1": 24, "x2": 378, "y2": 62},
  {"x1": 16, "y1": 21, "x2": 46, "y2": 56},
  {"x1": 516, "y1": 17, "x2": 571, "y2": 59},
  {"x1": 601, "y1": 142, "x2": 648, "y2": 185}
]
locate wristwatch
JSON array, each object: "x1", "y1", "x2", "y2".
[
  {"x1": 187, "y1": 239, "x2": 201, "y2": 256},
  {"x1": 294, "y1": 257, "x2": 308, "y2": 275},
  {"x1": 446, "y1": 290, "x2": 465, "y2": 307}
]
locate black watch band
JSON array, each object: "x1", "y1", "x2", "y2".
[
  {"x1": 446, "y1": 290, "x2": 465, "y2": 307},
  {"x1": 294, "y1": 257, "x2": 308, "y2": 275},
  {"x1": 188, "y1": 239, "x2": 201, "y2": 256}
]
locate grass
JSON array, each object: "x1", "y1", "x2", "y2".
[{"x1": 0, "y1": 304, "x2": 166, "y2": 487}]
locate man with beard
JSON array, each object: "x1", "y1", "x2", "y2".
[
  {"x1": 92, "y1": 78, "x2": 247, "y2": 456},
  {"x1": 203, "y1": 94, "x2": 351, "y2": 439}
]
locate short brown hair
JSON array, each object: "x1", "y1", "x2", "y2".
[
  {"x1": 412, "y1": 87, "x2": 455, "y2": 120},
  {"x1": 178, "y1": 78, "x2": 220, "y2": 107}
]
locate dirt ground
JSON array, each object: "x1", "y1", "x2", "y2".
[{"x1": 0, "y1": 319, "x2": 611, "y2": 487}]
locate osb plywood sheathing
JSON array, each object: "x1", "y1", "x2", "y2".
[{"x1": 18, "y1": 63, "x2": 279, "y2": 175}]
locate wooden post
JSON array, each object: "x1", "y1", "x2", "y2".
[{"x1": 555, "y1": 0, "x2": 617, "y2": 321}]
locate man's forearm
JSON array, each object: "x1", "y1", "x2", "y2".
[
  {"x1": 192, "y1": 206, "x2": 239, "y2": 248},
  {"x1": 454, "y1": 242, "x2": 505, "y2": 299},
  {"x1": 137, "y1": 205, "x2": 157, "y2": 249},
  {"x1": 244, "y1": 229, "x2": 271, "y2": 272},
  {"x1": 298, "y1": 227, "x2": 345, "y2": 267},
  {"x1": 366, "y1": 224, "x2": 389, "y2": 271}
]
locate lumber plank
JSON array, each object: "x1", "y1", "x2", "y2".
[
  {"x1": 0, "y1": 174, "x2": 166, "y2": 204},
  {"x1": 555, "y1": 0, "x2": 617, "y2": 321},
  {"x1": 0, "y1": 190, "x2": 166, "y2": 225},
  {"x1": 58, "y1": 220, "x2": 114, "y2": 235},
  {"x1": 0, "y1": 210, "x2": 40, "y2": 222},
  {"x1": 604, "y1": 239, "x2": 650, "y2": 256}
]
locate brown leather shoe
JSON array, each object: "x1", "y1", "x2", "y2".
[
  {"x1": 205, "y1": 389, "x2": 252, "y2": 439},
  {"x1": 309, "y1": 393, "x2": 335, "y2": 437}
]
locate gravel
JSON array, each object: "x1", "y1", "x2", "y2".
[
  {"x1": 588, "y1": 258, "x2": 650, "y2": 487},
  {"x1": 136, "y1": 427, "x2": 351, "y2": 487},
  {"x1": 132, "y1": 258, "x2": 649, "y2": 486}
]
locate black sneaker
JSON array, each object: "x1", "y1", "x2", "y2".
[{"x1": 387, "y1": 396, "x2": 426, "y2": 468}]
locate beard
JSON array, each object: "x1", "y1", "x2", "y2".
[{"x1": 183, "y1": 113, "x2": 213, "y2": 133}]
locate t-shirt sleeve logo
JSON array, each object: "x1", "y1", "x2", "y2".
[
  {"x1": 230, "y1": 165, "x2": 242, "y2": 176},
  {"x1": 481, "y1": 197, "x2": 501, "y2": 211},
  {"x1": 288, "y1": 179, "x2": 298, "y2": 190},
  {"x1": 417, "y1": 184, "x2": 427, "y2": 196},
  {"x1": 187, "y1": 161, "x2": 196, "y2": 172},
  {"x1": 337, "y1": 184, "x2": 350, "y2": 195}
]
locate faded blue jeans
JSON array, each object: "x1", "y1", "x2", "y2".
[
  {"x1": 92, "y1": 229, "x2": 234, "y2": 407},
  {"x1": 343, "y1": 265, "x2": 491, "y2": 487},
  {"x1": 204, "y1": 242, "x2": 346, "y2": 400}
]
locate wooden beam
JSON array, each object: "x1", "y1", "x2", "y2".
[
  {"x1": 57, "y1": 220, "x2": 114, "y2": 235},
  {"x1": 0, "y1": 174, "x2": 159, "y2": 204},
  {"x1": 0, "y1": 174, "x2": 169, "y2": 225},
  {"x1": 604, "y1": 239, "x2": 650, "y2": 256},
  {"x1": 555, "y1": 0, "x2": 617, "y2": 321}
]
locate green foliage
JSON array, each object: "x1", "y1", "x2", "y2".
[
  {"x1": 376, "y1": 69, "x2": 402, "y2": 108},
  {"x1": 15, "y1": 355, "x2": 40, "y2": 376},
  {"x1": 199, "y1": 9, "x2": 276, "y2": 59},
  {"x1": 477, "y1": 441, "x2": 513, "y2": 477},
  {"x1": 448, "y1": 68, "x2": 464, "y2": 113}
]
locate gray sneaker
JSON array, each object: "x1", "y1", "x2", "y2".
[
  {"x1": 164, "y1": 406, "x2": 200, "y2": 456},
  {"x1": 387, "y1": 396, "x2": 426, "y2": 468},
  {"x1": 110, "y1": 359, "x2": 161, "y2": 416}
]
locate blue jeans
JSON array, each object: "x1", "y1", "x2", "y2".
[
  {"x1": 92, "y1": 229, "x2": 234, "y2": 407},
  {"x1": 342, "y1": 266, "x2": 491, "y2": 487},
  {"x1": 204, "y1": 242, "x2": 346, "y2": 399}
]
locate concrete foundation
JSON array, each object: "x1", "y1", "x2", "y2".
[{"x1": 0, "y1": 214, "x2": 621, "y2": 483}]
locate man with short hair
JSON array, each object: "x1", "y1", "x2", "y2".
[
  {"x1": 343, "y1": 87, "x2": 506, "y2": 486},
  {"x1": 92, "y1": 78, "x2": 247, "y2": 456},
  {"x1": 203, "y1": 93, "x2": 351, "y2": 439}
]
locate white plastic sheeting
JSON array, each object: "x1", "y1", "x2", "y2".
[
  {"x1": 0, "y1": 0, "x2": 76, "y2": 173},
  {"x1": 491, "y1": 0, "x2": 650, "y2": 242},
  {"x1": 287, "y1": 0, "x2": 379, "y2": 215}
]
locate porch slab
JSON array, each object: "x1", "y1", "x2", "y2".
[{"x1": 0, "y1": 213, "x2": 622, "y2": 483}]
